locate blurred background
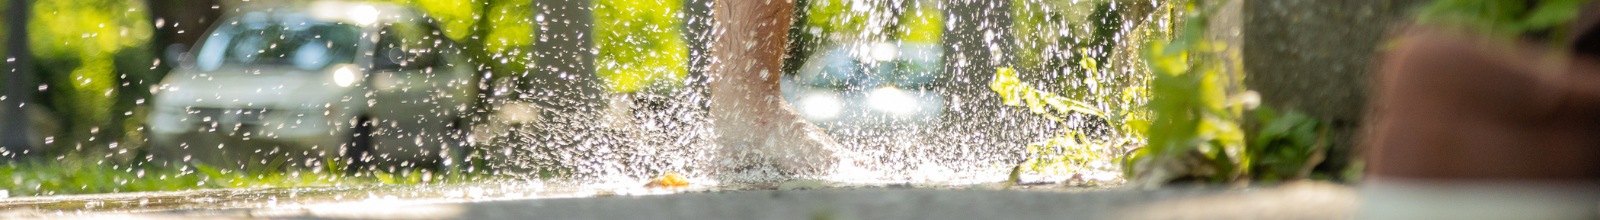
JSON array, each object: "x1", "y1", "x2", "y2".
[
  {"x1": 0, "y1": 0, "x2": 1413, "y2": 199},
  {"x1": 0, "y1": 0, "x2": 1071, "y2": 196},
  {"x1": 6, "y1": 0, "x2": 1598, "y2": 218}
]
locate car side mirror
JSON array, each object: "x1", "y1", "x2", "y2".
[
  {"x1": 373, "y1": 47, "x2": 404, "y2": 71},
  {"x1": 163, "y1": 44, "x2": 188, "y2": 67},
  {"x1": 372, "y1": 47, "x2": 437, "y2": 72},
  {"x1": 412, "y1": 51, "x2": 438, "y2": 70}
]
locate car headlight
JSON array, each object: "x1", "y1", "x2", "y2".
[
  {"x1": 147, "y1": 105, "x2": 191, "y2": 132},
  {"x1": 332, "y1": 65, "x2": 360, "y2": 87},
  {"x1": 263, "y1": 107, "x2": 336, "y2": 136},
  {"x1": 797, "y1": 93, "x2": 842, "y2": 121},
  {"x1": 867, "y1": 87, "x2": 919, "y2": 115}
]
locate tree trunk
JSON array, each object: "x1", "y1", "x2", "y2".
[
  {"x1": 935, "y1": 0, "x2": 1036, "y2": 154},
  {"x1": 1, "y1": 0, "x2": 37, "y2": 157},
  {"x1": 1242, "y1": 0, "x2": 1424, "y2": 176},
  {"x1": 684, "y1": 0, "x2": 712, "y2": 96},
  {"x1": 530, "y1": 0, "x2": 603, "y2": 116},
  {"x1": 940, "y1": 0, "x2": 1012, "y2": 109},
  {"x1": 710, "y1": 0, "x2": 840, "y2": 181}
]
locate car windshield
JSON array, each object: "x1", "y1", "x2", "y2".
[
  {"x1": 793, "y1": 43, "x2": 942, "y2": 89},
  {"x1": 193, "y1": 12, "x2": 362, "y2": 72}
]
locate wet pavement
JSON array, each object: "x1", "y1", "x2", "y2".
[{"x1": 0, "y1": 181, "x2": 1355, "y2": 219}]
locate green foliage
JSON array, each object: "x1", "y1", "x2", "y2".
[
  {"x1": 787, "y1": 0, "x2": 944, "y2": 81},
  {"x1": 19, "y1": 0, "x2": 155, "y2": 154},
  {"x1": 805, "y1": 0, "x2": 874, "y2": 38},
  {"x1": 1009, "y1": 0, "x2": 1055, "y2": 70},
  {"x1": 28, "y1": 0, "x2": 151, "y2": 59},
  {"x1": 385, "y1": 0, "x2": 529, "y2": 51},
  {"x1": 478, "y1": 0, "x2": 536, "y2": 54},
  {"x1": 1416, "y1": 0, "x2": 1590, "y2": 41},
  {"x1": 0, "y1": 158, "x2": 484, "y2": 197},
  {"x1": 896, "y1": 2, "x2": 943, "y2": 44},
  {"x1": 399, "y1": 0, "x2": 483, "y2": 40},
  {"x1": 994, "y1": 0, "x2": 1332, "y2": 186},
  {"x1": 1248, "y1": 107, "x2": 1324, "y2": 182},
  {"x1": 386, "y1": 0, "x2": 534, "y2": 80},
  {"x1": 1123, "y1": 0, "x2": 1328, "y2": 186},
  {"x1": 1129, "y1": 6, "x2": 1253, "y2": 183},
  {"x1": 1010, "y1": 0, "x2": 1122, "y2": 92},
  {"x1": 594, "y1": 0, "x2": 690, "y2": 93},
  {"x1": 991, "y1": 0, "x2": 1157, "y2": 179},
  {"x1": 992, "y1": 68, "x2": 1105, "y2": 120},
  {"x1": 992, "y1": 67, "x2": 1131, "y2": 175},
  {"x1": 805, "y1": 0, "x2": 943, "y2": 43},
  {"x1": 2, "y1": 0, "x2": 513, "y2": 196}
]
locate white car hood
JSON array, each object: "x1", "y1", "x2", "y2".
[{"x1": 156, "y1": 69, "x2": 349, "y2": 109}]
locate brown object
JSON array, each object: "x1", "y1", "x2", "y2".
[
  {"x1": 1366, "y1": 27, "x2": 1600, "y2": 180},
  {"x1": 645, "y1": 172, "x2": 691, "y2": 187}
]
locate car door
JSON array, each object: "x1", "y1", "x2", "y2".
[
  {"x1": 367, "y1": 20, "x2": 451, "y2": 155},
  {"x1": 430, "y1": 30, "x2": 476, "y2": 120}
]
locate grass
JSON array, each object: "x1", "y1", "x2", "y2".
[{"x1": 0, "y1": 157, "x2": 489, "y2": 197}]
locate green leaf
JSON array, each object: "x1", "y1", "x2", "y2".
[
  {"x1": 194, "y1": 164, "x2": 227, "y2": 179},
  {"x1": 1041, "y1": 93, "x2": 1105, "y2": 116},
  {"x1": 1025, "y1": 90, "x2": 1049, "y2": 115},
  {"x1": 990, "y1": 67, "x2": 1025, "y2": 106},
  {"x1": 1520, "y1": 0, "x2": 1586, "y2": 30}
]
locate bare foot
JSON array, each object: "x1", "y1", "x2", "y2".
[{"x1": 708, "y1": 0, "x2": 843, "y2": 182}]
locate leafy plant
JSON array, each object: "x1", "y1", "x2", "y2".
[
  {"x1": 1415, "y1": 0, "x2": 1590, "y2": 41},
  {"x1": 1248, "y1": 107, "x2": 1325, "y2": 182},
  {"x1": 594, "y1": 0, "x2": 691, "y2": 93},
  {"x1": 991, "y1": 0, "x2": 1164, "y2": 182},
  {"x1": 991, "y1": 67, "x2": 1132, "y2": 178},
  {"x1": 993, "y1": 0, "x2": 1332, "y2": 186},
  {"x1": 1123, "y1": 1, "x2": 1252, "y2": 184},
  {"x1": 1123, "y1": 0, "x2": 1330, "y2": 186}
]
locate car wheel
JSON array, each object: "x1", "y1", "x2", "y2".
[
  {"x1": 344, "y1": 115, "x2": 374, "y2": 174},
  {"x1": 137, "y1": 124, "x2": 171, "y2": 166},
  {"x1": 436, "y1": 117, "x2": 472, "y2": 173}
]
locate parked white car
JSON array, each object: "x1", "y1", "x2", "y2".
[
  {"x1": 147, "y1": 2, "x2": 479, "y2": 171},
  {"x1": 781, "y1": 42, "x2": 947, "y2": 129}
]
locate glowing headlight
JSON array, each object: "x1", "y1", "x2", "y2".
[
  {"x1": 311, "y1": 3, "x2": 379, "y2": 25},
  {"x1": 870, "y1": 42, "x2": 898, "y2": 62},
  {"x1": 350, "y1": 5, "x2": 380, "y2": 25},
  {"x1": 797, "y1": 93, "x2": 842, "y2": 120},
  {"x1": 867, "y1": 87, "x2": 919, "y2": 115},
  {"x1": 333, "y1": 66, "x2": 358, "y2": 87},
  {"x1": 147, "y1": 105, "x2": 191, "y2": 132}
]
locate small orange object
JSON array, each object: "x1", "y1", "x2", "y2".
[{"x1": 646, "y1": 172, "x2": 690, "y2": 187}]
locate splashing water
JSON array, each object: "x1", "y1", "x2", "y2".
[
  {"x1": 472, "y1": 0, "x2": 1167, "y2": 187},
  {"x1": 0, "y1": 0, "x2": 1178, "y2": 197}
]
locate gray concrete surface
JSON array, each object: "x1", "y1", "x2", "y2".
[
  {"x1": 0, "y1": 182, "x2": 1356, "y2": 219},
  {"x1": 293, "y1": 189, "x2": 1213, "y2": 220}
]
